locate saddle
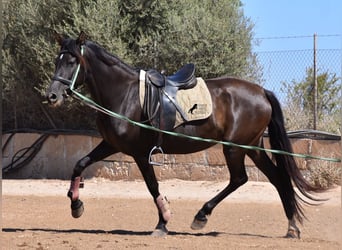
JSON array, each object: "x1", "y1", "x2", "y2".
[{"x1": 143, "y1": 63, "x2": 197, "y2": 131}]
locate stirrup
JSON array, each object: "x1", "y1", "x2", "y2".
[{"x1": 148, "y1": 146, "x2": 164, "y2": 166}]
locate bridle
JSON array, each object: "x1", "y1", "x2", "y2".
[{"x1": 51, "y1": 45, "x2": 85, "y2": 92}]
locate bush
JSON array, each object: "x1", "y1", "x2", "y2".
[{"x1": 308, "y1": 160, "x2": 341, "y2": 189}]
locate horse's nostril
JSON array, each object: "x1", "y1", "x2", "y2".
[{"x1": 48, "y1": 93, "x2": 58, "y2": 103}]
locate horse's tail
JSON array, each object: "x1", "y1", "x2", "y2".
[{"x1": 264, "y1": 89, "x2": 321, "y2": 222}]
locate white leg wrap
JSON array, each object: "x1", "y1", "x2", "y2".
[{"x1": 156, "y1": 195, "x2": 171, "y2": 222}]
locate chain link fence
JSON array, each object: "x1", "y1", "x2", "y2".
[{"x1": 256, "y1": 36, "x2": 341, "y2": 134}]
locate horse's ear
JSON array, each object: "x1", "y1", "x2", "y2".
[
  {"x1": 53, "y1": 30, "x2": 64, "y2": 46},
  {"x1": 77, "y1": 31, "x2": 87, "y2": 45}
]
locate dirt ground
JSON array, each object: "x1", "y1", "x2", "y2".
[{"x1": 2, "y1": 179, "x2": 341, "y2": 249}]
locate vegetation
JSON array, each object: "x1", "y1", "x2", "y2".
[
  {"x1": 308, "y1": 160, "x2": 341, "y2": 189},
  {"x1": 282, "y1": 67, "x2": 341, "y2": 133},
  {"x1": 2, "y1": 0, "x2": 259, "y2": 131}
]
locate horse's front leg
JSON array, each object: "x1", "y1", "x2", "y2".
[
  {"x1": 68, "y1": 140, "x2": 117, "y2": 218},
  {"x1": 134, "y1": 156, "x2": 171, "y2": 237}
]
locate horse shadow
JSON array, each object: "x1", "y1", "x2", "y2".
[{"x1": 3, "y1": 227, "x2": 275, "y2": 238}]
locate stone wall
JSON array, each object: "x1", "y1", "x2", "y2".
[{"x1": 2, "y1": 133, "x2": 341, "y2": 181}]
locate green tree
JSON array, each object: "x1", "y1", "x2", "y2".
[
  {"x1": 115, "y1": 0, "x2": 259, "y2": 80},
  {"x1": 282, "y1": 67, "x2": 341, "y2": 133},
  {"x1": 158, "y1": 0, "x2": 259, "y2": 80},
  {"x1": 2, "y1": 0, "x2": 126, "y2": 130},
  {"x1": 2, "y1": 0, "x2": 74, "y2": 130},
  {"x1": 117, "y1": 0, "x2": 170, "y2": 68},
  {"x1": 2, "y1": 0, "x2": 259, "y2": 130}
]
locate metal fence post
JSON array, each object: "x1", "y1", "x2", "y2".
[{"x1": 313, "y1": 33, "x2": 318, "y2": 130}]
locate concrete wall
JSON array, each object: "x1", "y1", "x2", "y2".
[{"x1": 2, "y1": 133, "x2": 341, "y2": 181}]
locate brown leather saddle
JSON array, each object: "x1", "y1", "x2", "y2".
[{"x1": 143, "y1": 63, "x2": 197, "y2": 131}]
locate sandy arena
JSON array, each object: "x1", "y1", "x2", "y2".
[{"x1": 2, "y1": 179, "x2": 341, "y2": 249}]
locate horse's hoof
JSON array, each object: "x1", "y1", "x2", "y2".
[
  {"x1": 71, "y1": 199, "x2": 84, "y2": 218},
  {"x1": 285, "y1": 229, "x2": 300, "y2": 239},
  {"x1": 191, "y1": 218, "x2": 207, "y2": 230},
  {"x1": 151, "y1": 229, "x2": 168, "y2": 237},
  {"x1": 151, "y1": 223, "x2": 168, "y2": 237}
]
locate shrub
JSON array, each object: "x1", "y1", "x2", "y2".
[{"x1": 308, "y1": 160, "x2": 341, "y2": 189}]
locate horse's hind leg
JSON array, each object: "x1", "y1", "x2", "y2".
[
  {"x1": 247, "y1": 149, "x2": 301, "y2": 238},
  {"x1": 134, "y1": 156, "x2": 171, "y2": 237},
  {"x1": 68, "y1": 140, "x2": 117, "y2": 218},
  {"x1": 191, "y1": 147, "x2": 248, "y2": 230}
]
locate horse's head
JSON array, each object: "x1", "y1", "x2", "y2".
[{"x1": 46, "y1": 31, "x2": 87, "y2": 107}]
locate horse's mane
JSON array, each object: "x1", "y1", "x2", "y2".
[
  {"x1": 85, "y1": 41, "x2": 138, "y2": 75},
  {"x1": 60, "y1": 37, "x2": 138, "y2": 75}
]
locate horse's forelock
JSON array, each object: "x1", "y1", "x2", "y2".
[{"x1": 60, "y1": 38, "x2": 86, "y2": 66}]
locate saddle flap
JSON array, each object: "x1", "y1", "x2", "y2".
[{"x1": 147, "y1": 69, "x2": 165, "y2": 87}]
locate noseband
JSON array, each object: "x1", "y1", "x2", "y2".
[{"x1": 52, "y1": 46, "x2": 84, "y2": 91}]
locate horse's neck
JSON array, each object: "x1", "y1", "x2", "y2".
[{"x1": 85, "y1": 50, "x2": 138, "y2": 109}]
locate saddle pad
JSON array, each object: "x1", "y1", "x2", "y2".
[
  {"x1": 174, "y1": 77, "x2": 212, "y2": 127},
  {"x1": 139, "y1": 70, "x2": 212, "y2": 128}
]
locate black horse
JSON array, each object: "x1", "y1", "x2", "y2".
[{"x1": 46, "y1": 32, "x2": 320, "y2": 238}]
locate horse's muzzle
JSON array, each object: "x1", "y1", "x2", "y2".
[
  {"x1": 47, "y1": 92, "x2": 58, "y2": 104},
  {"x1": 46, "y1": 91, "x2": 66, "y2": 107}
]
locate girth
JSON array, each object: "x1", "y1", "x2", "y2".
[{"x1": 143, "y1": 63, "x2": 197, "y2": 131}]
